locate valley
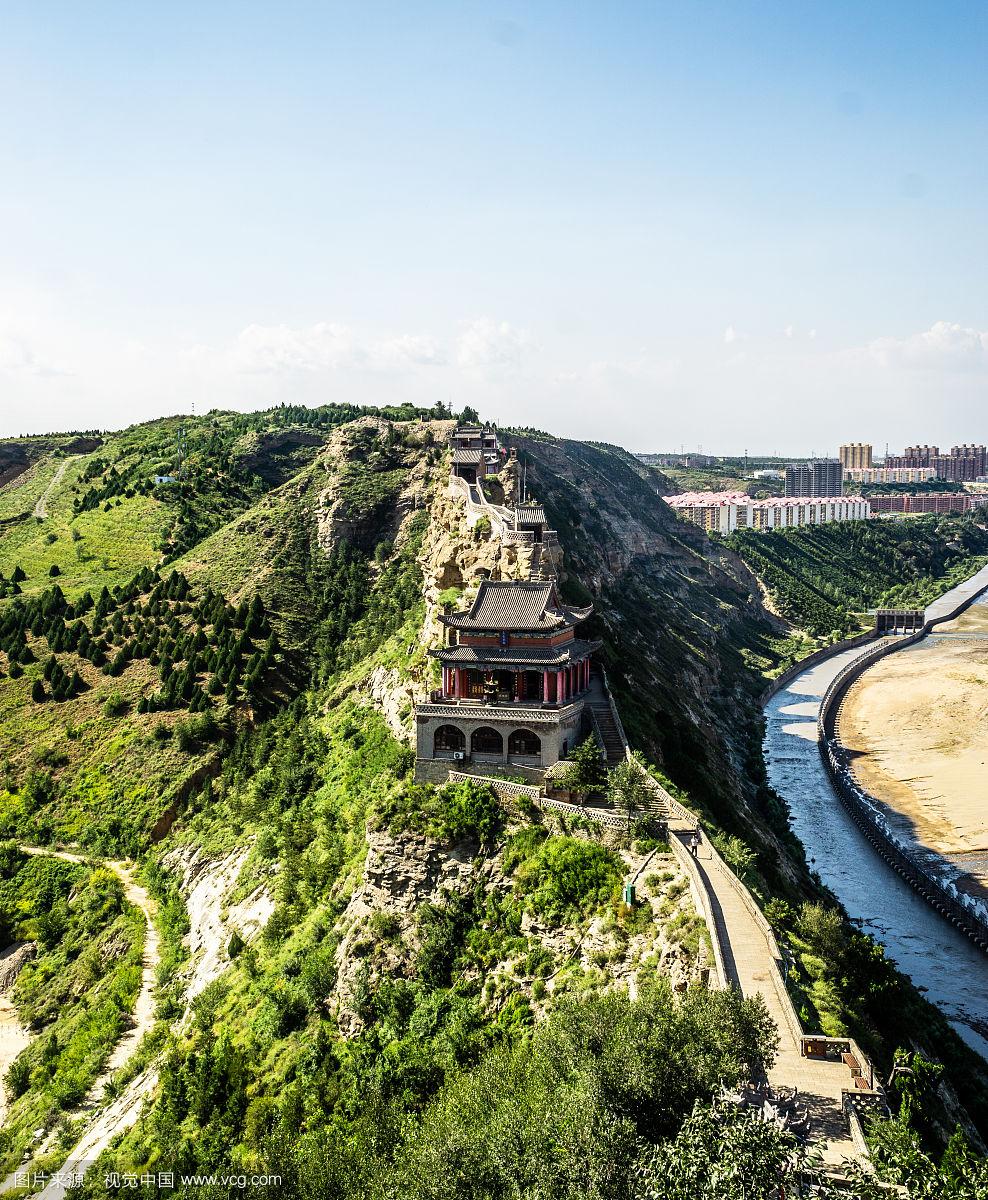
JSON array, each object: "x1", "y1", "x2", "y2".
[{"x1": 1, "y1": 410, "x2": 988, "y2": 1196}]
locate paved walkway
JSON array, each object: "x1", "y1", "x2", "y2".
[{"x1": 671, "y1": 826, "x2": 863, "y2": 1166}]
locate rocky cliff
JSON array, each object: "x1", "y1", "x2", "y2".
[{"x1": 512, "y1": 436, "x2": 794, "y2": 871}]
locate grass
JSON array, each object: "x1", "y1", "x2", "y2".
[
  {"x1": 0, "y1": 849, "x2": 144, "y2": 1179},
  {"x1": 0, "y1": 649, "x2": 219, "y2": 853},
  {"x1": 0, "y1": 450, "x2": 169, "y2": 602}
]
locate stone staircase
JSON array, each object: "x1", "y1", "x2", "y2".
[{"x1": 589, "y1": 700, "x2": 626, "y2": 764}]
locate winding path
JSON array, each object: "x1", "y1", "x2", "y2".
[
  {"x1": 1, "y1": 849, "x2": 159, "y2": 1197},
  {"x1": 32, "y1": 456, "x2": 78, "y2": 520}
]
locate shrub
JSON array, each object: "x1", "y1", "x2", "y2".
[
  {"x1": 434, "y1": 779, "x2": 501, "y2": 845},
  {"x1": 103, "y1": 692, "x2": 128, "y2": 718}
]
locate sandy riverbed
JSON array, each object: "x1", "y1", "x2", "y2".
[{"x1": 839, "y1": 600, "x2": 988, "y2": 889}]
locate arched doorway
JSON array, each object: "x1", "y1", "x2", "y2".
[
  {"x1": 508, "y1": 728, "x2": 541, "y2": 760},
  {"x1": 471, "y1": 726, "x2": 504, "y2": 759},
  {"x1": 434, "y1": 725, "x2": 466, "y2": 757}
]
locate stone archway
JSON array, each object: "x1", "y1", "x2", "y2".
[
  {"x1": 471, "y1": 726, "x2": 504, "y2": 758},
  {"x1": 508, "y1": 728, "x2": 541, "y2": 758},
  {"x1": 434, "y1": 725, "x2": 466, "y2": 757}
]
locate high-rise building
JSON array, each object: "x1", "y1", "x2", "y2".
[
  {"x1": 887, "y1": 444, "x2": 987, "y2": 481},
  {"x1": 839, "y1": 443, "x2": 873, "y2": 470},
  {"x1": 785, "y1": 459, "x2": 843, "y2": 497}
]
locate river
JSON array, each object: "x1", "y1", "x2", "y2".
[{"x1": 763, "y1": 566, "x2": 988, "y2": 1061}]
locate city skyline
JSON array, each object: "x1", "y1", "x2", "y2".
[{"x1": 2, "y1": 1, "x2": 987, "y2": 450}]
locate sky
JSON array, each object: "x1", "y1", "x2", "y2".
[{"x1": 1, "y1": 1, "x2": 986, "y2": 454}]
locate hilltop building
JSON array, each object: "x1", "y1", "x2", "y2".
[
  {"x1": 839, "y1": 443, "x2": 873, "y2": 470},
  {"x1": 667, "y1": 491, "x2": 869, "y2": 534},
  {"x1": 414, "y1": 578, "x2": 601, "y2": 782},
  {"x1": 784, "y1": 460, "x2": 843, "y2": 497},
  {"x1": 450, "y1": 423, "x2": 501, "y2": 485}
]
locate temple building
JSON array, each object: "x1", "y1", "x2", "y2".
[
  {"x1": 414, "y1": 579, "x2": 601, "y2": 782},
  {"x1": 450, "y1": 423, "x2": 500, "y2": 484}
]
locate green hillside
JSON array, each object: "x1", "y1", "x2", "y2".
[
  {"x1": 725, "y1": 514, "x2": 988, "y2": 638},
  {"x1": 1, "y1": 409, "x2": 986, "y2": 1198}
]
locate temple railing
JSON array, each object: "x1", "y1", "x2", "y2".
[
  {"x1": 539, "y1": 796, "x2": 630, "y2": 830},
  {"x1": 447, "y1": 770, "x2": 541, "y2": 801},
  {"x1": 416, "y1": 700, "x2": 584, "y2": 724}
]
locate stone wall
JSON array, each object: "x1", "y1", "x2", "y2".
[{"x1": 414, "y1": 702, "x2": 586, "y2": 782}]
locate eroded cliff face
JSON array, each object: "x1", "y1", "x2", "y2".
[
  {"x1": 331, "y1": 821, "x2": 705, "y2": 1039},
  {"x1": 313, "y1": 416, "x2": 447, "y2": 555},
  {"x1": 513, "y1": 436, "x2": 793, "y2": 873}
]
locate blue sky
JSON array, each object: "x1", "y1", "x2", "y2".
[{"x1": 1, "y1": 1, "x2": 986, "y2": 452}]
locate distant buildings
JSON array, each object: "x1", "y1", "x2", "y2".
[
  {"x1": 886, "y1": 445, "x2": 987, "y2": 482},
  {"x1": 844, "y1": 467, "x2": 937, "y2": 484},
  {"x1": 784, "y1": 459, "x2": 843, "y2": 497},
  {"x1": 839, "y1": 443, "x2": 873, "y2": 470},
  {"x1": 666, "y1": 491, "x2": 869, "y2": 534},
  {"x1": 869, "y1": 493, "x2": 988, "y2": 515}
]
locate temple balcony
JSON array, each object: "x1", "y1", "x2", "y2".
[{"x1": 418, "y1": 697, "x2": 585, "y2": 723}]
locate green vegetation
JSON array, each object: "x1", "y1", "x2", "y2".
[
  {"x1": 0, "y1": 845, "x2": 143, "y2": 1176},
  {"x1": 726, "y1": 513, "x2": 988, "y2": 637},
  {"x1": 503, "y1": 827, "x2": 623, "y2": 922}
]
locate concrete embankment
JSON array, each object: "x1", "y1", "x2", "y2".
[
  {"x1": 815, "y1": 567, "x2": 988, "y2": 953},
  {"x1": 764, "y1": 562, "x2": 988, "y2": 1057}
]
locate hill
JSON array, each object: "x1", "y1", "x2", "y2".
[
  {"x1": 725, "y1": 514, "x2": 988, "y2": 638},
  {"x1": 1, "y1": 409, "x2": 987, "y2": 1196}
]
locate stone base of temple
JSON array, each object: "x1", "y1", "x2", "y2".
[{"x1": 414, "y1": 700, "x2": 588, "y2": 784}]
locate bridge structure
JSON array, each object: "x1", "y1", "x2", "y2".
[{"x1": 874, "y1": 608, "x2": 924, "y2": 635}]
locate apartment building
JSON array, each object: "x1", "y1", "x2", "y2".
[
  {"x1": 843, "y1": 467, "x2": 937, "y2": 484},
  {"x1": 887, "y1": 444, "x2": 988, "y2": 482},
  {"x1": 785, "y1": 459, "x2": 844, "y2": 497},
  {"x1": 839, "y1": 443, "x2": 873, "y2": 470},
  {"x1": 667, "y1": 491, "x2": 870, "y2": 534}
]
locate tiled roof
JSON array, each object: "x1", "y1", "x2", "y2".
[
  {"x1": 452, "y1": 449, "x2": 483, "y2": 464},
  {"x1": 440, "y1": 580, "x2": 593, "y2": 631},
  {"x1": 515, "y1": 503, "x2": 548, "y2": 525},
  {"x1": 432, "y1": 639, "x2": 602, "y2": 667}
]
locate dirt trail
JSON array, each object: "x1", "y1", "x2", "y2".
[
  {"x1": 0, "y1": 849, "x2": 159, "y2": 1195},
  {"x1": 0, "y1": 951, "x2": 31, "y2": 1126},
  {"x1": 32, "y1": 456, "x2": 78, "y2": 520}
]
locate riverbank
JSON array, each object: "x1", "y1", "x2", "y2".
[
  {"x1": 763, "y1": 560, "x2": 988, "y2": 1060},
  {"x1": 838, "y1": 599, "x2": 988, "y2": 897}
]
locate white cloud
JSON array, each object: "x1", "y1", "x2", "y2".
[
  {"x1": 723, "y1": 324, "x2": 738, "y2": 344},
  {"x1": 867, "y1": 320, "x2": 988, "y2": 370},
  {"x1": 229, "y1": 322, "x2": 447, "y2": 374},
  {"x1": 784, "y1": 324, "x2": 794, "y2": 339},
  {"x1": 456, "y1": 318, "x2": 531, "y2": 370},
  {"x1": 0, "y1": 331, "x2": 68, "y2": 376}
]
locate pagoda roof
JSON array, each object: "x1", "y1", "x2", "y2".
[
  {"x1": 515, "y1": 503, "x2": 548, "y2": 526},
  {"x1": 439, "y1": 579, "x2": 592, "y2": 632},
  {"x1": 432, "y1": 638, "x2": 602, "y2": 667},
  {"x1": 452, "y1": 448, "x2": 484, "y2": 464}
]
